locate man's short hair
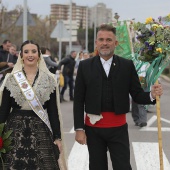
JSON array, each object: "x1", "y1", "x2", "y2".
[
  {"x1": 97, "y1": 24, "x2": 116, "y2": 35},
  {"x1": 3, "y1": 39, "x2": 11, "y2": 44},
  {"x1": 40, "y1": 47, "x2": 46, "y2": 54},
  {"x1": 70, "y1": 51, "x2": 76, "y2": 55}
]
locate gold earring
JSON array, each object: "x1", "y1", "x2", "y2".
[
  {"x1": 37, "y1": 58, "x2": 40, "y2": 67},
  {"x1": 21, "y1": 58, "x2": 24, "y2": 67},
  {"x1": 38, "y1": 57, "x2": 41, "y2": 63}
]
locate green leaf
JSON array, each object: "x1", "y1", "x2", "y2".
[
  {"x1": 0, "y1": 148, "x2": 6, "y2": 154},
  {"x1": 3, "y1": 139, "x2": 12, "y2": 148},
  {"x1": 149, "y1": 36, "x2": 155, "y2": 42},
  {"x1": 2, "y1": 130, "x2": 13, "y2": 140},
  {"x1": 156, "y1": 27, "x2": 162, "y2": 35},
  {"x1": 5, "y1": 146, "x2": 13, "y2": 152},
  {"x1": 0, "y1": 123, "x2": 5, "y2": 136}
]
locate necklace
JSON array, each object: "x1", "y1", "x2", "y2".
[
  {"x1": 27, "y1": 79, "x2": 34, "y2": 85},
  {"x1": 22, "y1": 68, "x2": 39, "y2": 86}
]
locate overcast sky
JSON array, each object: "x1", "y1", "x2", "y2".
[{"x1": 2, "y1": 0, "x2": 170, "y2": 22}]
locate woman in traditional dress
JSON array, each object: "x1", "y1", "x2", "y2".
[{"x1": 0, "y1": 40, "x2": 67, "y2": 170}]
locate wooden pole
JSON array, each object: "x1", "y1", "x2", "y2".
[{"x1": 155, "y1": 79, "x2": 164, "y2": 170}]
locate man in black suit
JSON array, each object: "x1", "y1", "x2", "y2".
[{"x1": 73, "y1": 24, "x2": 163, "y2": 170}]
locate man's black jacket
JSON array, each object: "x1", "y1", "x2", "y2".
[{"x1": 73, "y1": 55, "x2": 155, "y2": 129}]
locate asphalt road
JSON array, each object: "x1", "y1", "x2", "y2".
[{"x1": 60, "y1": 76, "x2": 170, "y2": 170}]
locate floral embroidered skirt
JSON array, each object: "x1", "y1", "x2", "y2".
[{"x1": 3, "y1": 109, "x2": 60, "y2": 170}]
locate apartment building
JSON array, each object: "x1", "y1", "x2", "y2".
[
  {"x1": 50, "y1": 2, "x2": 88, "y2": 29},
  {"x1": 50, "y1": 2, "x2": 112, "y2": 29},
  {"x1": 89, "y1": 3, "x2": 112, "y2": 28}
]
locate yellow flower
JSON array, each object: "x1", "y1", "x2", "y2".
[
  {"x1": 158, "y1": 25, "x2": 163, "y2": 29},
  {"x1": 156, "y1": 48, "x2": 162, "y2": 53},
  {"x1": 145, "y1": 17, "x2": 153, "y2": 24},
  {"x1": 151, "y1": 24, "x2": 158, "y2": 30},
  {"x1": 167, "y1": 14, "x2": 170, "y2": 18},
  {"x1": 152, "y1": 24, "x2": 158, "y2": 28}
]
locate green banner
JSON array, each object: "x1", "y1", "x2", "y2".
[{"x1": 114, "y1": 21, "x2": 132, "y2": 59}]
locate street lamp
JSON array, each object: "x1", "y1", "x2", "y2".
[{"x1": 114, "y1": 13, "x2": 120, "y2": 22}]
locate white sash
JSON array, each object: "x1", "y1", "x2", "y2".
[{"x1": 13, "y1": 70, "x2": 52, "y2": 133}]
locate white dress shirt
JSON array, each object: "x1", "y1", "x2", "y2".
[{"x1": 100, "y1": 57, "x2": 113, "y2": 77}]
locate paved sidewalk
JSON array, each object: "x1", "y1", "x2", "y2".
[{"x1": 160, "y1": 74, "x2": 170, "y2": 82}]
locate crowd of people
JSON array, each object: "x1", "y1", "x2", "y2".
[{"x1": 0, "y1": 23, "x2": 163, "y2": 170}]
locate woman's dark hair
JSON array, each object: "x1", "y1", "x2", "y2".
[{"x1": 20, "y1": 40, "x2": 41, "y2": 57}]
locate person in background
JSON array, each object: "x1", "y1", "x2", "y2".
[
  {"x1": 40, "y1": 47, "x2": 58, "y2": 74},
  {"x1": 9, "y1": 44, "x2": 18, "y2": 64},
  {"x1": 58, "y1": 51, "x2": 77, "y2": 102},
  {"x1": 46, "y1": 48, "x2": 59, "y2": 74},
  {"x1": 83, "y1": 50, "x2": 90, "y2": 60},
  {"x1": 0, "y1": 40, "x2": 14, "y2": 84},
  {"x1": 0, "y1": 40, "x2": 11, "y2": 59},
  {"x1": 73, "y1": 24, "x2": 163, "y2": 170},
  {"x1": 131, "y1": 63, "x2": 150, "y2": 127},
  {"x1": 0, "y1": 40, "x2": 67, "y2": 170},
  {"x1": 75, "y1": 51, "x2": 83, "y2": 70}
]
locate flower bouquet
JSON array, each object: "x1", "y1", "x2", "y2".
[
  {"x1": 131, "y1": 15, "x2": 170, "y2": 88},
  {"x1": 133, "y1": 14, "x2": 170, "y2": 62},
  {"x1": 0, "y1": 123, "x2": 13, "y2": 170}
]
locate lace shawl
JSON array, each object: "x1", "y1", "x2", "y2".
[{"x1": 5, "y1": 69, "x2": 56, "y2": 110}]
